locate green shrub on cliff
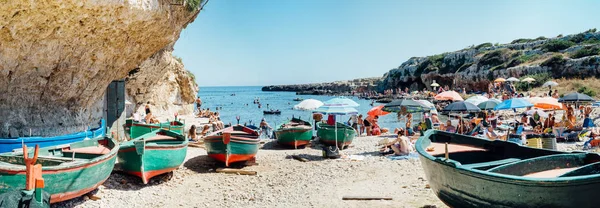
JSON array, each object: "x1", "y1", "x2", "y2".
[
  {"x1": 186, "y1": 0, "x2": 203, "y2": 11},
  {"x1": 187, "y1": 70, "x2": 196, "y2": 81},
  {"x1": 578, "y1": 86, "x2": 597, "y2": 97},
  {"x1": 541, "y1": 40, "x2": 574, "y2": 52},
  {"x1": 515, "y1": 73, "x2": 551, "y2": 90},
  {"x1": 475, "y1": 43, "x2": 493, "y2": 50},
  {"x1": 516, "y1": 54, "x2": 541, "y2": 63},
  {"x1": 571, "y1": 46, "x2": 600, "y2": 59},
  {"x1": 511, "y1": 39, "x2": 534, "y2": 44}
]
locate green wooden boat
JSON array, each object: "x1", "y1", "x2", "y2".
[
  {"x1": 416, "y1": 130, "x2": 600, "y2": 208},
  {"x1": 274, "y1": 118, "x2": 313, "y2": 148},
  {"x1": 317, "y1": 122, "x2": 356, "y2": 148},
  {"x1": 0, "y1": 137, "x2": 118, "y2": 204},
  {"x1": 129, "y1": 119, "x2": 185, "y2": 139},
  {"x1": 204, "y1": 125, "x2": 259, "y2": 167},
  {"x1": 118, "y1": 129, "x2": 188, "y2": 184}
]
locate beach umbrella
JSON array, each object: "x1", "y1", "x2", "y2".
[
  {"x1": 416, "y1": 100, "x2": 438, "y2": 115},
  {"x1": 322, "y1": 97, "x2": 360, "y2": 108},
  {"x1": 464, "y1": 95, "x2": 489, "y2": 106},
  {"x1": 367, "y1": 105, "x2": 390, "y2": 117},
  {"x1": 507, "y1": 77, "x2": 520, "y2": 82},
  {"x1": 542, "y1": 81, "x2": 559, "y2": 87},
  {"x1": 494, "y1": 98, "x2": 534, "y2": 110},
  {"x1": 293, "y1": 99, "x2": 324, "y2": 110},
  {"x1": 494, "y1": 78, "x2": 507, "y2": 82},
  {"x1": 478, "y1": 100, "x2": 500, "y2": 110},
  {"x1": 382, "y1": 99, "x2": 428, "y2": 113},
  {"x1": 558, "y1": 92, "x2": 595, "y2": 103},
  {"x1": 526, "y1": 97, "x2": 563, "y2": 110},
  {"x1": 489, "y1": 98, "x2": 502, "y2": 103},
  {"x1": 526, "y1": 109, "x2": 549, "y2": 118},
  {"x1": 435, "y1": 90, "x2": 464, "y2": 101},
  {"x1": 522, "y1": 77, "x2": 536, "y2": 83},
  {"x1": 431, "y1": 83, "x2": 440, "y2": 87},
  {"x1": 442, "y1": 101, "x2": 481, "y2": 113}
]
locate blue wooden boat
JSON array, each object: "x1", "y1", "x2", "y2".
[
  {"x1": 416, "y1": 130, "x2": 600, "y2": 208},
  {"x1": 0, "y1": 120, "x2": 106, "y2": 153}
]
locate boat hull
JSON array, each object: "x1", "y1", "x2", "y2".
[
  {"x1": 204, "y1": 139, "x2": 259, "y2": 166},
  {"x1": 317, "y1": 123, "x2": 356, "y2": 148},
  {"x1": 275, "y1": 119, "x2": 313, "y2": 148},
  {"x1": 0, "y1": 138, "x2": 118, "y2": 203},
  {"x1": 416, "y1": 130, "x2": 600, "y2": 208},
  {"x1": 129, "y1": 121, "x2": 184, "y2": 139},
  {"x1": 118, "y1": 144, "x2": 187, "y2": 184},
  {"x1": 0, "y1": 120, "x2": 106, "y2": 153}
]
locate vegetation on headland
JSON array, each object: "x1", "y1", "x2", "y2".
[
  {"x1": 529, "y1": 77, "x2": 600, "y2": 97},
  {"x1": 382, "y1": 29, "x2": 600, "y2": 95}
]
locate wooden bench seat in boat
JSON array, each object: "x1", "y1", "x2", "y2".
[
  {"x1": 144, "y1": 135, "x2": 177, "y2": 141},
  {"x1": 487, "y1": 153, "x2": 589, "y2": 178},
  {"x1": 559, "y1": 161, "x2": 600, "y2": 177},
  {"x1": 426, "y1": 142, "x2": 487, "y2": 156},
  {"x1": 62, "y1": 145, "x2": 110, "y2": 159},
  {"x1": 461, "y1": 158, "x2": 521, "y2": 170}
]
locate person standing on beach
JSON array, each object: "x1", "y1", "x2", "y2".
[
  {"x1": 196, "y1": 97, "x2": 202, "y2": 113},
  {"x1": 145, "y1": 101, "x2": 151, "y2": 114},
  {"x1": 357, "y1": 114, "x2": 364, "y2": 136},
  {"x1": 348, "y1": 114, "x2": 359, "y2": 135}
]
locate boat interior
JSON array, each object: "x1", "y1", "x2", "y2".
[
  {"x1": 0, "y1": 139, "x2": 114, "y2": 166},
  {"x1": 210, "y1": 125, "x2": 259, "y2": 138},
  {"x1": 422, "y1": 131, "x2": 600, "y2": 178},
  {"x1": 318, "y1": 122, "x2": 353, "y2": 130},
  {"x1": 137, "y1": 130, "x2": 186, "y2": 145}
]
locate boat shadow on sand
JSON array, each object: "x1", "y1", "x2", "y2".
[
  {"x1": 260, "y1": 139, "x2": 310, "y2": 150},
  {"x1": 183, "y1": 155, "x2": 256, "y2": 172}
]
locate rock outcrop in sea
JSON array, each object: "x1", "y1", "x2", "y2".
[
  {"x1": 262, "y1": 77, "x2": 382, "y2": 94},
  {"x1": 0, "y1": 0, "x2": 202, "y2": 137}
]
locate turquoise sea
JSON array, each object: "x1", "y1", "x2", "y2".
[{"x1": 198, "y1": 86, "x2": 418, "y2": 131}]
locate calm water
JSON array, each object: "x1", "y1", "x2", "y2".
[{"x1": 198, "y1": 86, "x2": 419, "y2": 131}]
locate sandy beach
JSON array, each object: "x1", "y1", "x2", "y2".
[{"x1": 54, "y1": 134, "x2": 446, "y2": 208}]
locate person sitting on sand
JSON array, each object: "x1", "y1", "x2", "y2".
[
  {"x1": 485, "y1": 125, "x2": 506, "y2": 140},
  {"x1": 380, "y1": 128, "x2": 414, "y2": 156},
  {"x1": 431, "y1": 112, "x2": 441, "y2": 125},
  {"x1": 188, "y1": 125, "x2": 197, "y2": 141},
  {"x1": 444, "y1": 120, "x2": 456, "y2": 133}
]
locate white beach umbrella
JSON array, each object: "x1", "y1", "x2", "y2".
[
  {"x1": 522, "y1": 77, "x2": 536, "y2": 83},
  {"x1": 507, "y1": 77, "x2": 520, "y2": 82},
  {"x1": 465, "y1": 95, "x2": 489, "y2": 106},
  {"x1": 293, "y1": 99, "x2": 324, "y2": 111},
  {"x1": 542, "y1": 81, "x2": 559, "y2": 87},
  {"x1": 431, "y1": 83, "x2": 440, "y2": 87},
  {"x1": 526, "y1": 109, "x2": 549, "y2": 118}
]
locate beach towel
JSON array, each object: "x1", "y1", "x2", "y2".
[
  {"x1": 584, "y1": 118, "x2": 595, "y2": 128},
  {"x1": 387, "y1": 152, "x2": 419, "y2": 160}
]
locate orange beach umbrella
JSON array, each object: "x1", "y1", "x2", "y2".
[
  {"x1": 494, "y1": 78, "x2": 507, "y2": 82},
  {"x1": 527, "y1": 97, "x2": 564, "y2": 110},
  {"x1": 368, "y1": 105, "x2": 390, "y2": 117},
  {"x1": 435, "y1": 90, "x2": 464, "y2": 101}
]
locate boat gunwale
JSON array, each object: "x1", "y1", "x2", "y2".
[
  {"x1": 0, "y1": 137, "x2": 118, "y2": 172},
  {"x1": 416, "y1": 130, "x2": 600, "y2": 183},
  {"x1": 120, "y1": 129, "x2": 188, "y2": 149}
]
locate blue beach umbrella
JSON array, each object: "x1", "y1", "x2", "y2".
[
  {"x1": 494, "y1": 98, "x2": 534, "y2": 110},
  {"x1": 322, "y1": 97, "x2": 360, "y2": 108}
]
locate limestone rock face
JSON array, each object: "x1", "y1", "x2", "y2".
[
  {"x1": 126, "y1": 47, "x2": 198, "y2": 119},
  {"x1": 0, "y1": 0, "x2": 200, "y2": 137},
  {"x1": 380, "y1": 31, "x2": 600, "y2": 92}
]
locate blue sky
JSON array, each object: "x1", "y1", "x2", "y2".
[{"x1": 173, "y1": 0, "x2": 599, "y2": 87}]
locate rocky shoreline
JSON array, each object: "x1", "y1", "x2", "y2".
[{"x1": 262, "y1": 77, "x2": 382, "y2": 94}]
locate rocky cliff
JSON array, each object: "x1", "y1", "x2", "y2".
[
  {"x1": 126, "y1": 46, "x2": 198, "y2": 119},
  {"x1": 262, "y1": 77, "x2": 382, "y2": 94},
  {"x1": 381, "y1": 30, "x2": 600, "y2": 92},
  {"x1": 0, "y1": 0, "x2": 202, "y2": 137}
]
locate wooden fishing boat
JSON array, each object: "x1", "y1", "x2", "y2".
[
  {"x1": 274, "y1": 118, "x2": 313, "y2": 148},
  {"x1": 263, "y1": 110, "x2": 281, "y2": 115},
  {"x1": 129, "y1": 120, "x2": 185, "y2": 139},
  {"x1": 317, "y1": 122, "x2": 356, "y2": 148},
  {"x1": 293, "y1": 98, "x2": 304, "y2": 101},
  {"x1": 416, "y1": 130, "x2": 600, "y2": 208},
  {"x1": 0, "y1": 137, "x2": 118, "y2": 203},
  {"x1": 204, "y1": 125, "x2": 260, "y2": 166},
  {"x1": 0, "y1": 120, "x2": 106, "y2": 153},
  {"x1": 118, "y1": 129, "x2": 188, "y2": 184}
]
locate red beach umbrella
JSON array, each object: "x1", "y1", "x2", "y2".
[{"x1": 368, "y1": 105, "x2": 390, "y2": 117}]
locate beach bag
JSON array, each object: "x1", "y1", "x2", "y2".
[{"x1": 322, "y1": 146, "x2": 341, "y2": 159}]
